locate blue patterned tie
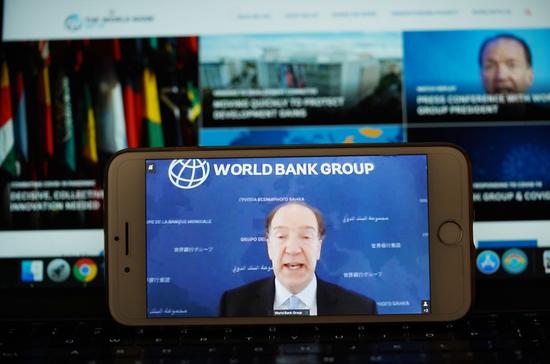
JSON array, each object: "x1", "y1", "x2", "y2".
[{"x1": 288, "y1": 295, "x2": 301, "y2": 310}]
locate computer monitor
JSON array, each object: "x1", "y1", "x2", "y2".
[{"x1": 1, "y1": 0, "x2": 550, "y2": 294}]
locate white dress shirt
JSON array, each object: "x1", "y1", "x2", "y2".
[{"x1": 273, "y1": 275, "x2": 318, "y2": 316}]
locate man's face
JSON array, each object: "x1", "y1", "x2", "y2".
[
  {"x1": 267, "y1": 204, "x2": 322, "y2": 294},
  {"x1": 481, "y1": 38, "x2": 534, "y2": 94}
]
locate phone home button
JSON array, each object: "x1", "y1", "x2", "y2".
[{"x1": 438, "y1": 221, "x2": 463, "y2": 245}]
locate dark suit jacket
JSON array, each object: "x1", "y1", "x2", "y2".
[{"x1": 219, "y1": 276, "x2": 377, "y2": 316}]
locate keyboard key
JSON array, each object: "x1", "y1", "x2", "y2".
[
  {"x1": 135, "y1": 335, "x2": 178, "y2": 346},
  {"x1": 280, "y1": 343, "x2": 322, "y2": 354},
  {"x1": 0, "y1": 350, "x2": 21, "y2": 359},
  {"x1": 111, "y1": 346, "x2": 143, "y2": 358},
  {"x1": 370, "y1": 341, "x2": 424, "y2": 353},
  {"x1": 241, "y1": 344, "x2": 277, "y2": 355}
]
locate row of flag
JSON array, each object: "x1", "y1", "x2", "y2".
[{"x1": 0, "y1": 38, "x2": 201, "y2": 178}]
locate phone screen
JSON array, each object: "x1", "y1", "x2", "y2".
[{"x1": 144, "y1": 154, "x2": 430, "y2": 317}]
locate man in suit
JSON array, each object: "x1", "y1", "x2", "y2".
[
  {"x1": 478, "y1": 33, "x2": 548, "y2": 120},
  {"x1": 219, "y1": 201, "x2": 377, "y2": 316}
]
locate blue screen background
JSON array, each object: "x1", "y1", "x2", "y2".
[{"x1": 146, "y1": 155, "x2": 430, "y2": 317}]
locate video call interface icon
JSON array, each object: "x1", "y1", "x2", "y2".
[{"x1": 421, "y1": 300, "x2": 431, "y2": 314}]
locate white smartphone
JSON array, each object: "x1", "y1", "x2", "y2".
[{"x1": 105, "y1": 144, "x2": 473, "y2": 326}]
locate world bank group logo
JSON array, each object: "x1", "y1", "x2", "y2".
[
  {"x1": 65, "y1": 14, "x2": 82, "y2": 32},
  {"x1": 168, "y1": 159, "x2": 210, "y2": 190}
]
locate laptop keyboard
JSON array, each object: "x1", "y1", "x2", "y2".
[{"x1": 1, "y1": 312, "x2": 549, "y2": 363}]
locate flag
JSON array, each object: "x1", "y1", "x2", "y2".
[
  {"x1": 0, "y1": 61, "x2": 17, "y2": 176},
  {"x1": 96, "y1": 64, "x2": 127, "y2": 153},
  {"x1": 75, "y1": 42, "x2": 98, "y2": 162},
  {"x1": 37, "y1": 41, "x2": 54, "y2": 159},
  {"x1": 187, "y1": 81, "x2": 201, "y2": 123},
  {"x1": 158, "y1": 38, "x2": 184, "y2": 146},
  {"x1": 122, "y1": 39, "x2": 144, "y2": 147},
  {"x1": 134, "y1": 89, "x2": 143, "y2": 145},
  {"x1": 82, "y1": 84, "x2": 98, "y2": 163},
  {"x1": 13, "y1": 72, "x2": 28, "y2": 161},
  {"x1": 61, "y1": 76, "x2": 76, "y2": 171},
  {"x1": 113, "y1": 39, "x2": 122, "y2": 62},
  {"x1": 53, "y1": 73, "x2": 76, "y2": 171},
  {"x1": 189, "y1": 37, "x2": 198, "y2": 54},
  {"x1": 123, "y1": 79, "x2": 141, "y2": 148},
  {"x1": 143, "y1": 67, "x2": 164, "y2": 147}
]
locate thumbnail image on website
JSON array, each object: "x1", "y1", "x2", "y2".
[
  {"x1": 405, "y1": 29, "x2": 550, "y2": 123},
  {"x1": 145, "y1": 155, "x2": 430, "y2": 317},
  {"x1": 0, "y1": 38, "x2": 199, "y2": 232}
]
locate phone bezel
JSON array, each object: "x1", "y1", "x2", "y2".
[{"x1": 106, "y1": 143, "x2": 473, "y2": 325}]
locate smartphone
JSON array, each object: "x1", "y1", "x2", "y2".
[{"x1": 105, "y1": 144, "x2": 473, "y2": 326}]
